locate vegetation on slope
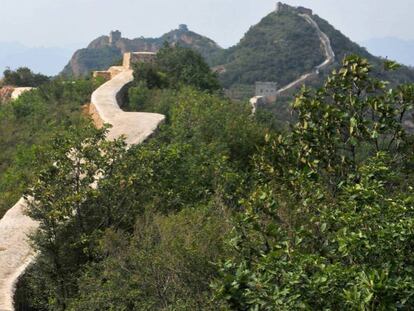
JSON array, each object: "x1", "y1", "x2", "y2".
[
  {"x1": 10, "y1": 47, "x2": 414, "y2": 310},
  {"x1": 16, "y1": 47, "x2": 267, "y2": 310},
  {"x1": 0, "y1": 69, "x2": 103, "y2": 216},
  {"x1": 1, "y1": 67, "x2": 50, "y2": 87},
  {"x1": 61, "y1": 4, "x2": 414, "y2": 111},
  {"x1": 212, "y1": 10, "x2": 324, "y2": 90},
  {"x1": 61, "y1": 47, "x2": 122, "y2": 77},
  {"x1": 132, "y1": 44, "x2": 220, "y2": 92}
]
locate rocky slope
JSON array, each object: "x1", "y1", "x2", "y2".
[{"x1": 61, "y1": 25, "x2": 221, "y2": 77}]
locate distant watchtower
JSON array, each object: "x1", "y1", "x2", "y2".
[
  {"x1": 255, "y1": 82, "x2": 278, "y2": 97},
  {"x1": 275, "y1": 2, "x2": 282, "y2": 12},
  {"x1": 109, "y1": 30, "x2": 122, "y2": 45},
  {"x1": 297, "y1": 6, "x2": 313, "y2": 15},
  {"x1": 275, "y1": 2, "x2": 290, "y2": 13},
  {"x1": 179, "y1": 24, "x2": 189, "y2": 32}
]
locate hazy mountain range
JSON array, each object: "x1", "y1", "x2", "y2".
[
  {"x1": 360, "y1": 37, "x2": 414, "y2": 67},
  {"x1": 1, "y1": 28, "x2": 413, "y2": 77},
  {"x1": 0, "y1": 42, "x2": 80, "y2": 76}
]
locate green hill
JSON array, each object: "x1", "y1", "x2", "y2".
[
  {"x1": 212, "y1": 5, "x2": 414, "y2": 100},
  {"x1": 211, "y1": 9, "x2": 325, "y2": 88}
]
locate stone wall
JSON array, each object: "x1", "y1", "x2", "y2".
[
  {"x1": 122, "y1": 52, "x2": 156, "y2": 70},
  {"x1": 250, "y1": 96, "x2": 267, "y2": 114},
  {"x1": 93, "y1": 71, "x2": 112, "y2": 81},
  {"x1": 297, "y1": 6, "x2": 313, "y2": 15},
  {"x1": 109, "y1": 30, "x2": 122, "y2": 45}
]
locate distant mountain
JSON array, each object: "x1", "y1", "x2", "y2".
[
  {"x1": 0, "y1": 42, "x2": 76, "y2": 76},
  {"x1": 61, "y1": 25, "x2": 222, "y2": 77},
  {"x1": 61, "y1": 4, "x2": 414, "y2": 102},
  {"x1": 361, "y1": 37, "x2": 414, "y2": 67}
]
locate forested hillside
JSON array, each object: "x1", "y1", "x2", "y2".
[
  {"x1": 211, "y1": 9, "x2": 325, "y2": 89},
  {"x1": 0, "y1": 71, "x2": 103, "y2": 216},
  {"x1": 8, "y1": 44, "x2": 414, "y2": 310}
]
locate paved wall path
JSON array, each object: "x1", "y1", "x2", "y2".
[
  {"x1": 275, "y1": 13, "x2": 335, "y2": 96},
  {"x1": 10, "y1": 88, "x2": 34, "y2": 101},
  {"x1": 0, "y1": 67, "x2": 164, "y2": 311}
]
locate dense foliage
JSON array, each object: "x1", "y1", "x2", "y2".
[
  {"x1": 212, "y1": 10, "x2": 324, "y2": 90},
  {"x1": 17, "y1": 88, "x2": 266, "y2": 310},
  {"x1": 11, "y1": 52, "x2": 414, "y2": 310},
  {"x1": 0, "y1": 77, "x2": 102, "y2": 216},
  {"x1": 1, "y1": 67, "x2": 50, "y2": 87},
  {"x1": 214, "y1": 56, "x2": 414, "y2": 309},
  {"x1": 132, "y1": 44, "x2": 221, "y2": 92}
]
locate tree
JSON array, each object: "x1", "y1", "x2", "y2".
[
  {"x1": 2, "y1": 67, "x2": 50, "y2": 87},
  {"x1": 25, "y1": 124, "x2": 127, "y2": 310},
  {"x1": 132, "y1": 44, "x2": 221, "y2": 92},
  {"x1": 292, "y1": 56, "x2": 414, "y2": 185},
  {"x1": 214, "y1": 56, "x2": 414, "y2": 309}
]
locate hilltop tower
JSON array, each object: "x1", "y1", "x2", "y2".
[
  {"x1": 275, "y1": 2, "x2": 282, "y2": 12},
  {"x1": 297, "y1": 6, "x2": 313, "y2": 15},
  {"x1": 109, "y1": 30, "x2": 122, "y2": 45},
  {"x1": 275, "y1": 2, "x2": 290, "y2": 13},
  {"x1": 179, "y1": 24, "x2": 189, "y2": 32},
  {"x1": 275, "y1": 2, "x2": 312, "y2": 15}
]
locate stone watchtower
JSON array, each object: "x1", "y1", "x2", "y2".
[
  {"x1": 255, "y1": 82, "x2": 278, "y2": 97},
  {"x1": 109, "y1": 30, "x2": 122, "y2": 45},
  {"x1": 275, "y1": 2, "x2": 290, "y2": 13},
  {"x1": 179, "y1": 24, "x2": 189, "y2": 32}
]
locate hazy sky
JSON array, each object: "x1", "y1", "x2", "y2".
[{"x1": 0, "y1": 0, "x2": 413, "y2": 48}]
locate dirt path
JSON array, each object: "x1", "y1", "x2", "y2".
[{"x1": 0, "y1": 67, "x2": 165, "y2": 311}]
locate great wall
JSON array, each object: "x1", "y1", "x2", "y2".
[
  {"x1": 251, "y1": 4, "x2": 335, "y2": 111},
  {"x1": 0, "y1": 4, "x2": 335, "y2": 309},
  {"x1": 0, "y1": 52, "x2": 165, "y2": 311}
]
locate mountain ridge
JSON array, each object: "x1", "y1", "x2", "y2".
[{"x1": 61, "y1": 3, "x2": 414, "y2": 101}]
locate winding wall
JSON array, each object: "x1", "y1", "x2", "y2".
[
  {"x1": 274, "y1": 13, "x2": 335, "y2": 97},
  {"x1": 251, "y1": 13, "x2": 334, "y2": 112},
  {"x1": 0, "y1": 62, "x2": 165, "y2": 311}
]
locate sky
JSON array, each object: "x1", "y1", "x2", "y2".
[{"x1": 0, "y1": 0, "x2": 414, "y2": 49}]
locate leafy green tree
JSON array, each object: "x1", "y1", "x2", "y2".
[
  {"x1": 214, "y1": 57, "x2": 414, "y2": 310},
  {"x1": 25, "y1": 125, "x2": 127, "y2": 310},
  {"x1": 2, "y1": 67, "x2": 50, "y2": 87},
  {"x1": 68, "y1": 206, "x2": 230, "y2": 310},
  {"x1": 292, "y1": 56, "x2": 414, "y2": 185},
  {"x1": 132, "y1": 44, "x2": 220, "y2": 92},
  {"x1": 0, "y1": 78, "x2": 103, "y2": 216}
]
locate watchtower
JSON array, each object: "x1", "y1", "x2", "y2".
[
  {"x1": 255, "y1": 82, "x2": 278, "y2": 97},
  {"x1": 179, "y1": 24, "x2": 189, "y2": 32},
  {"x1": 297, "y1": 6, "x2": 313, "y2": 15},
  {"x1": 275, "y1": 2, "x2": 282, "y2": 12},
  {"x1": 109, "y1": 30, "x2": 122, "y2": 45}
]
